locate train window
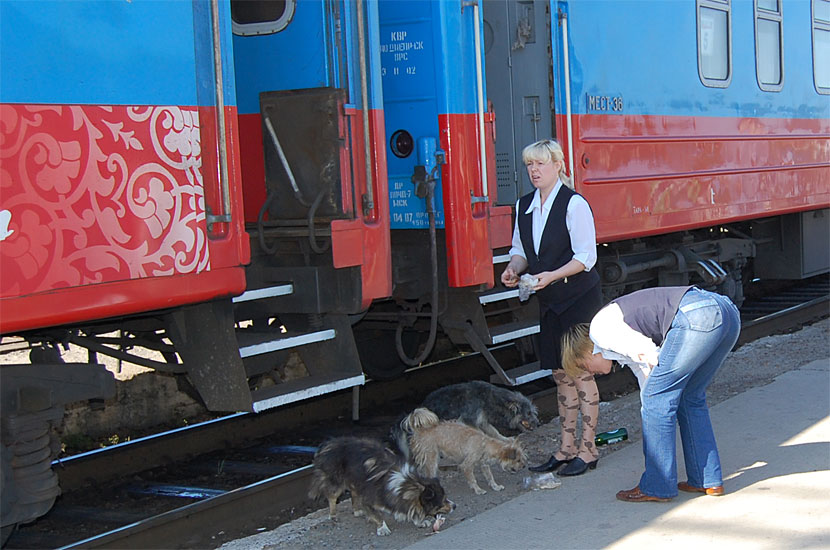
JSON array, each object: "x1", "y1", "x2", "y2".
[
  {"x1": 814, "y1": 0, "x2": 830, "y2": 94},
  {"x1": 697, "y1": 0, "x2": 732, "y2": 88},
  {"x1": 231, "y1": 0, "x2": 295, "y2": 36},
  {"x1": 755, "y1": 0, "x2": 783, "y2": 91}
]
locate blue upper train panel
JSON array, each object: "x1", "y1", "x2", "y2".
[
  {"x1": 232, "y1": 0, "x2": 385, "y2": 116},
  {"x1": 0, "y1": 0, "x2": 237, "y2": 107},
  {"x1": 379, "y1": 0, "x2": 484, "y2": 116},
  {"x1": 555, "y1": 0, "x2": 828, "y2": 120}
]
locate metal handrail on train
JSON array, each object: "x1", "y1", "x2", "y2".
[
  {"x1": 207, "y1": 0, "x2": 232, "y2": 227},
  {"x1": 463, "y1": 0, "x2": 489, "y2": 205},
  {"x1": 356, "y1": 0, "x2": 375, "y2": 219},
  {"x1": 559, "y1": 8, "x2": 576, "y2": 188}
]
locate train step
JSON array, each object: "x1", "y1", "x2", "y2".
[
  {"x1": 250, "y1": 371, "x2": 365, "y2": 412},
  {"x1": 232, "y1": 283, "x2": 294, "y2": 303},
  {"x1": 457, "y1": 320, "x2": 547, "y2": 387},
  {"x1": 478, "y1": 287, "x2": 520, "y2": 305},
  {"x1": 236, "y1": 328, "x2": 335, "y2": 358},
  {"x1": 492, "y1": 253, "x2": 511, "y2": 265},
  {"x1": 487, "y1": 319, "x2": 540, "y2": 345},
  {"x1": 489, "y1": 361, "x2": 552, "y2": 385}
]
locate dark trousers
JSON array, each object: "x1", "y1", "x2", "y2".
[{"x1": 538, "y1": 283, "x2": 603, "y2": 371}]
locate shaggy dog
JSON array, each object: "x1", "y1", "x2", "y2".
[
  {"x1": 308, "y1": 436, "x2": 455, "y2": 536},
  {"x1": 397, "y1": 408, "x2": 528, "y2": 495},
  {"x1": 421, "y1": 380, "x2": 540, "y2": 440}
]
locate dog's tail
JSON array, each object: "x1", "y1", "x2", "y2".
[
  {"x1": 391, "y1": 407, "x2": 440, "y2": 461},
  {"x1": 403, "y1": 407, "x2": 440, "y2": 432}
]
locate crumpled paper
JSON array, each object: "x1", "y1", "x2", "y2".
[{"x1": 517, "y1": 273, "x2": 539, "y2": 301}]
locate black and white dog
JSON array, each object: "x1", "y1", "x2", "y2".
[{"x1": 308, "y1": 436, "x2": 455, "y2": 536}]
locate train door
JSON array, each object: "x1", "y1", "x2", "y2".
[
  {"x1": 484, "y1": 0, "x2": 555, "y2": 206},
  {"x1": 377, "y1": 0, "x2": 496, "y2": 289}
]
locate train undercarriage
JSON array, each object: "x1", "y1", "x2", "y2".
[{"x1": 1, "y1": 207, "x2": 827, "y2": 539}]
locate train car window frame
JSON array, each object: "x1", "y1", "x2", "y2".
[
  {"x1": 697, "y1": 0, "x2": 733, "y2": 88},
  {"x1": 231, "y1": 0, "x2": 296, "y2": 36},
  {"x1": 813, "y1": 0, "x2": 830, "y2": 94},
  {"x1": 754, "y1": 0, "x2": 784, "y2": 91}
]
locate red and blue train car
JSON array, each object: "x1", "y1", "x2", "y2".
[{"x1": 1, "y1": 0, "x2": 827, "y2": 534}]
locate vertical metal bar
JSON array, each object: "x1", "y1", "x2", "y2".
[
  {"x1": 560, "y1": 10, "x2": 575, "y2": 188},
  {"x1": 471, "y1": 1, "x2": 489, "y2": 203},
  {"x1": 356, "y1": 0, "x2": 375, "y2": 218},
  {"x1": 210, "y1": 0, "x2": 232, "y2": 223},
  {"x1": 352, "y1": 386, "x2": 360, "y2": 422}
]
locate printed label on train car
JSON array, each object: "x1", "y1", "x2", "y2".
[
  {"x1": 381, "y1": 21, "x2": 447, "y2": 230},
  {"x1": 586, "y1": 94, "x2": 624, "y2": 112},
  {"x1": 388, "y1": 178, "x2": 446, "y2": 229}
]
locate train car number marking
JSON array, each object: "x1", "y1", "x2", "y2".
[{"x1": 587, "y1": 94, "x2": 624, "y2": 112}]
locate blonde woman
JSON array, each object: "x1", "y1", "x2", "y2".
[{"x1": 501, "y1": 139, "x2": 603, "y2": 476}]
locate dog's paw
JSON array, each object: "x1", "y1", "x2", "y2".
[
  {"x1": 473, "y1": 487, "x2": 487, "y2": 495},
  {"x1": 418, "y1": 518, "x2": 433, "y2": 528},
  {"x1": 492, "y1": 483, "x2": 505, "y2": 491},
  {"x1": 376, "y1": 521, "x2": 392, "y2": 536},
  {"x1": 353, "y1": 509, "x2": 365, "y2": 517}
]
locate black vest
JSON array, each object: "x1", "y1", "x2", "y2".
[
  {"x1": 517, "y1": 185, "x2": 600, "y2": 314},
  {"x1": 612, "y1": 286, "x2": 693, "y2": 345}
]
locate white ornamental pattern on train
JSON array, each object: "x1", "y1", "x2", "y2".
[{"x1": 0, "y1": 104, "x2": 210, "y2": 298}]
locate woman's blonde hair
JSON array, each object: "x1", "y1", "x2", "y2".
[
  {"x1": 521, "y1": 139, "x2": 572, "y2": 189},
  {"x1": 561, "y1": 323, "x2": 594, "y2": 378}
]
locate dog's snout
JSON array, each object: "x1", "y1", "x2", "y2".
[{"x1": 446, "y1": 498, "x2": 457, "y2": 511}]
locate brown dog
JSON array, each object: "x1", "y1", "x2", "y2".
[{"x1": 400, "y1": 408, "x2": 527, "y2": 495}]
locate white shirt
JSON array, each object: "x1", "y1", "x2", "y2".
[
  {"x1": 507, "y1": 180, "x2": 597, "y2": 271},
  {"x1": 588, "y1": 303, "x2": 660, "y2": 388}
]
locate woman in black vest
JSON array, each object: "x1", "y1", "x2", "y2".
[
  {"x1": 559, "y1": 286, "x2": 740, "y2": 501},
  {"x1": 501, "y1": 139, "x2": 603, "y2": 476}
]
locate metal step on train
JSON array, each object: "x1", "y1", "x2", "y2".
[
  {"x1": 231, "y1": 281, "x2": 365, "y2": 413},
  {"x1": 444, "y1": 253, "x2": 550, "y2": 387}
]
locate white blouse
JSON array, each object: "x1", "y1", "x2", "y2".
[
  {"x1": 507, "y1": 180, "x2": 597, "y2": 271},
  {"x1": 588, "y1": 303, "x2": 660, "y2": 388}
]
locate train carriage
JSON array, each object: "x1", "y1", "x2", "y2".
[{"x1": 1, "y1": 0, "x2": 827, "y2": 535}]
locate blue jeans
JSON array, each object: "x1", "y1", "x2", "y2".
[{"x1": 638, "y1": 288, "x2": 741, "y2": 498}]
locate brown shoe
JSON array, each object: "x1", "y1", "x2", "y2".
[
  {"x1": 616, "y1": 486, "x2": 672, "y2": 503},
  {"x1": 678, "y1": 481, "x2": 725, "y2": 496}
]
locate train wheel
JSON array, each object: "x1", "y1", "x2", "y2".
[
  {"x1": 0, "y1": 406, "x2": 63, "y2": 541},
  {"x1": 354, "y1": 328, "x2": 421, "y2": 380}
]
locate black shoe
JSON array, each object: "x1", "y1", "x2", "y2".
[
  {"x1": 528, "y1": 455, "x2": 572, "y2": 473},
  {"x1": 558, "y1": 457, "x2": 598, "y2": 476}
]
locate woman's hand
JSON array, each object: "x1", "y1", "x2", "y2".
[
  {"x1": 637, "y1": 351, "x2": 659, "y2": 368},
  {"x1": 532, "y1": 271, "x2": 558, "y2": 290},
  {"x1": 501, "y1": 266, "x2": 519, "y2": 287}
]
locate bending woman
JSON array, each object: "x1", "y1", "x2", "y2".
[{"x1": 561, "y1": 286, "x2": 741, "y2": 500}]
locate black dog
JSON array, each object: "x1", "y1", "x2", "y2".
[
  {"x1": 420, "y1": 380, "x2": 539, "y2": 441},
  {"x1": 308, "y1": 436, "x2": 455, "y2": 536}
]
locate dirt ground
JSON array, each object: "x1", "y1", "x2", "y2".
[{"x1": 215, "y1": 318, "x2": 829, "y2": 550}]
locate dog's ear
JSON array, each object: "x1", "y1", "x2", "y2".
[
  {"x1": 508, "y1": 401, "x2": 520, "y2": 413},
  {"x1": 404, "y1": 481, "x2": 427, "y2": 503}
]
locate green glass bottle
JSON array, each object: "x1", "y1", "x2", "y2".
[{"x1": 595, "y1": 428, "x2": 628, "y2": 446}]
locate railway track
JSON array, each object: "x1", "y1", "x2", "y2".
[{"x1": 5, "y1": 277, "x2": 828, "y2": 550}]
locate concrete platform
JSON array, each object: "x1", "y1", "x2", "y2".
[{"x1": 405, "y1": 359, "x2": 830, "y2": 550}]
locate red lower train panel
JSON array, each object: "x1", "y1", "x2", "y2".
[
  {"x1": 0, "y1": 103, "x2": 249, "y2": 334},
  {"x1": 334, "y1": 107, "x2": 392, "y2": 308},
  {"x1": 557, "y1": 113, "x2": 830, "y2": 242},
  {"x1": 237, "y1": 107, "x2": 392, "y2": 308},
  {"x1": 439, "y1": 113, "x2": 495, "y2": 288}
]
